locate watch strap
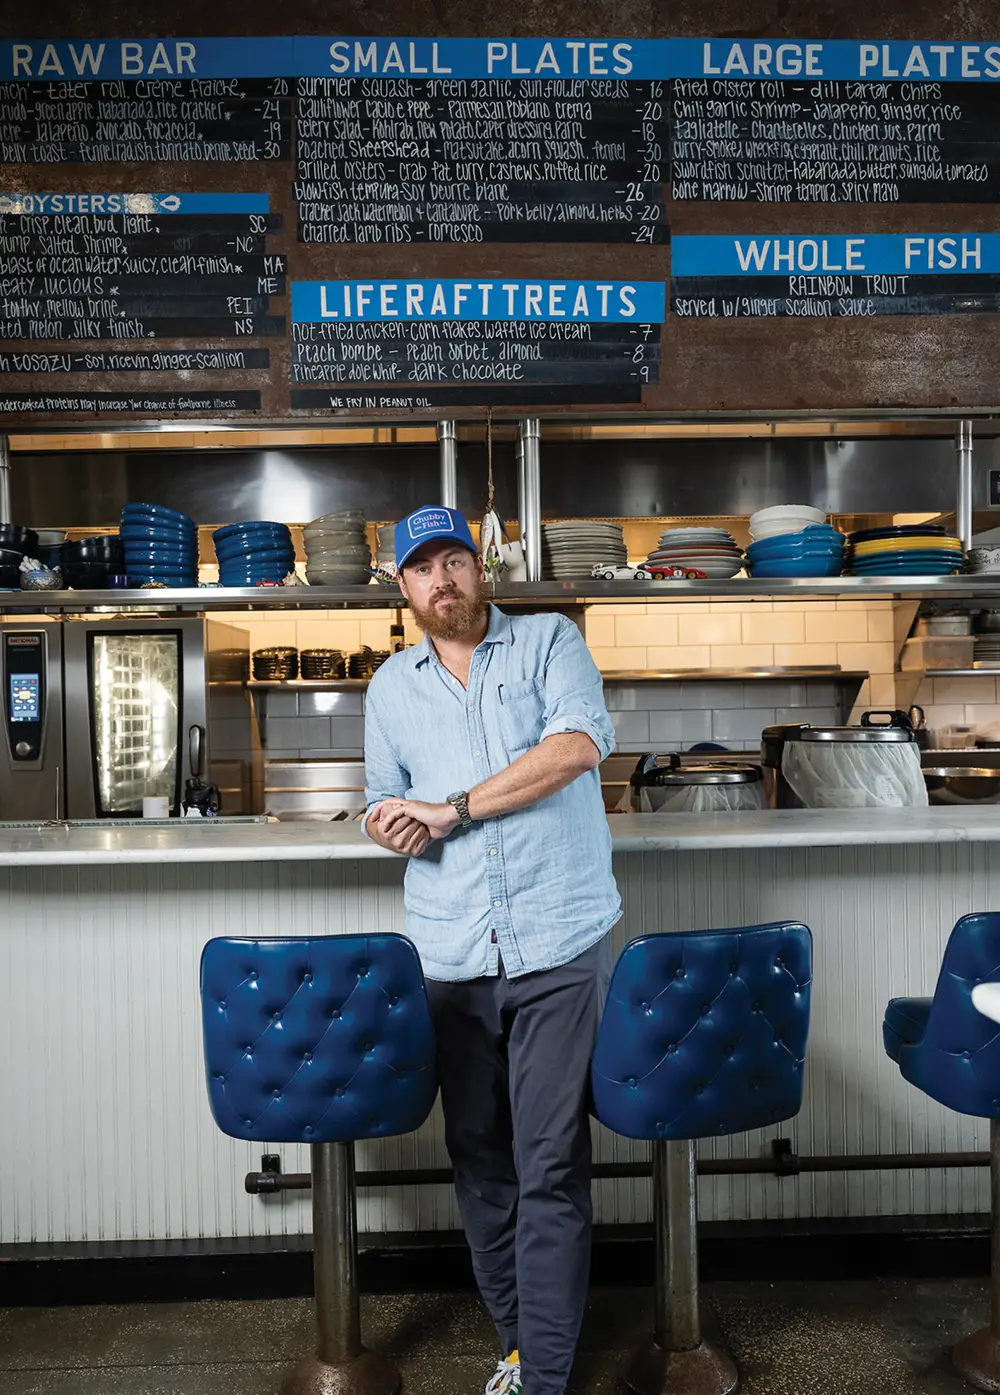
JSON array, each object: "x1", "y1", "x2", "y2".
[{"x1": 447, "y1": 790, "x2": 473, "y2": 829}]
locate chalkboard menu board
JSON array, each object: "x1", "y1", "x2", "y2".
[
  {"x1": 671, "y1": 233, "x2": 1000, "y2": 316},
  {"x1": 4, "y1": 28, "x2": 1000, "y2": 422},
  {"x1": 669, "y1": 39, "x2": 1000, "y2": 203},
  {"x1": 295, "y1": 74, "x2": 668, "y2": 245},
  {"x1": 0, "y1": 191, "x2": 282, "y2": 413},
  {"x1": 290, "y1": 277, "x2": 663, "y2": 406},
  {"x1": 0, "y1": 76, "x2": 291, "y2": 163}
]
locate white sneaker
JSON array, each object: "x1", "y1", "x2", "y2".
[{"x1": 485, "y1": 1351, "x2": 521, "y2": 1395}]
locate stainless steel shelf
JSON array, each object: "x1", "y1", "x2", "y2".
[
  {"x1": 247, "y1": 679, "x2": 370, "y2": 690},
  {"x1": 2, "y1": 576, "x2": 1000, "y2": 612},
  {"x1": 923, "y1": 668, "x2": 1000, "y2": 677},
  {"x1": 599, "y1": 668, "x2": 868, "y2": 681},
  {"x1": 247, "y1": 667, "x2": 869, "y2": 693}
]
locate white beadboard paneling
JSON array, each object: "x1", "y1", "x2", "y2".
[{"x1": 5, "y1": 846, "x2": 1000, "y2": 1245}]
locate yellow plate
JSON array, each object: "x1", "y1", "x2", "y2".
[{"x1": 853, "y1": 535, "x2": 961, "y2": 555}]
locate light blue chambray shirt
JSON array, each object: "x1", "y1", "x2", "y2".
[{"x1": 363, "y1": 605, "x2": 621, "y2": 981}]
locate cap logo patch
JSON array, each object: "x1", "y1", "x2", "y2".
[{"x1": 407, "y1": 507, "x2": 453, "y2": 539}]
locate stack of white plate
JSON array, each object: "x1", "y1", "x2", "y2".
[
  {"x1": 304, "y1": 510, "x2": 372, "y2": 585},
  {"x1": 541, "y1": 520, "x2": 626, "y2": 578},
  {"x1": 643, "y1": 527, "x2": 744, "y2": 579},
  {"x1": 975, "y1": 634, "x2": 1000, "y2": 667}
]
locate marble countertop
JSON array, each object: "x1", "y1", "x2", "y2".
[{"x1": 0, "y1": 807, "x2": 998, "y2": 866}]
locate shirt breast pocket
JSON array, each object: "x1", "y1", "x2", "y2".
[{"x1": 499, "y1": 678, "x2": 546, "y2": 754}]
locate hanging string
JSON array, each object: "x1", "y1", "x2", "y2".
[{"x1": 485, "y1": 407, "x2": 495, "y2": 515}]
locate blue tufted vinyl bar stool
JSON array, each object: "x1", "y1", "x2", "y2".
[
  {"x1": 592, "y1": 922, "x2": 813, "y2": 1395},
  {"x1": 883, "y1": 912, "x2": 1000, "y2": 1393},
  {"x1": 201, "y1": 934, "x2": 437, "y2": 1395}
]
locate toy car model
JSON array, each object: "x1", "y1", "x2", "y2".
[
  {"x1": 644, "y1": 565, "x2": 708, "y2": 580},
  {"x1": 591, "y1": 563, "x2": 648, "y2": 581}
]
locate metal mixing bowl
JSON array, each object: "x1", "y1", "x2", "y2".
[{"x1": 924, "y1": 767, "x2": 1000, "y2": 804}]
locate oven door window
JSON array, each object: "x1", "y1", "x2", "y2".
[{"x1": 91, "y1": 633, "x2": 180, "y2": 815}]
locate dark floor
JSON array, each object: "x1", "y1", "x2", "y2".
[{"x1": 0, "y1": 1280, "x2": 992, "y2": 1395}]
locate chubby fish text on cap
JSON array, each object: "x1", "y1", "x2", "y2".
[{"x1": 395, "y1": 506, "x2": 478, "y2": 570}]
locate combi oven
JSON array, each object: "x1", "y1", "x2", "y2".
[{"x1": 0, "y1": 618, "x2": 255, "y2": 819}]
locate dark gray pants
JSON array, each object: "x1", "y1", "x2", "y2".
[{"x1": 426, "y1": 935, "x2": 612, "y2": 1395}]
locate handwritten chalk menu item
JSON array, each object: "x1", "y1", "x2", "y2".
[
  {"x1": 0, "y1": 48, "x2": 290, "y2": 163},
  {"x1": 671, "y1": 233, "x2": 1000, "y2": 316},
  {"x1": 0, "y1": 350, "x2": 270, "y2": 372},
  {"x1": 293, "y1": 38, "x2": 668, "y2": 244},
  {"x1": 0, "y1": 391, "x2": 262, "y2": 412},
  {"x1": 669, "y1": 39, "x2": 1000, "y2": 202},
  {"x1": 290, "y1": 278, "x2": 664, "y2": 406},
  {"x1": 0, "y1": 194, "x2": 284, "y2": 345}
]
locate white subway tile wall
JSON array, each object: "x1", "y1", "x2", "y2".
[
  {"x1": 221, "y1": 598, "x2": 903, "y2": 757},
  {"x1": 912, "y1": 675, "x2": 1000, "y2": 744}
]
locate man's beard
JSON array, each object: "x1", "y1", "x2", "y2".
[{"x1": 409, "y1": 583, "x2": 488, "y2": 641}]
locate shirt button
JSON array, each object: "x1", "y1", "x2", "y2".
[
  {"x1": 489, "y1": 848, "x2": 498, "y2": 856},
  {"x1": 474, "y1": 749, "x2": 482, "y2": 757},
  {"x1": 493, "y1": 899, "x2": 502, "y2": 908}
]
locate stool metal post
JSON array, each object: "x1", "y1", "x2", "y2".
[
  {"x1": 656, "y1": 1140, "x2": 700, "y2": 1351},
  {"x1": 993, "y1": 1117, "x2": 1000, "y2": 1342},
  {"x1": 314, "y1": 1141, "x2": 361, "y2": 1364},
  {"x1": 624, "y1": 1139, "x2": 737, "y2": 1395},
  {"x1": 280, "y1": 1141, "x2": 399, "y2": 1395},
  {"x1": 952, "y1": 1118, "x2": 1000, "y2": 1392}
]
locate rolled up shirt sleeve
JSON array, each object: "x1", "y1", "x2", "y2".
[
  {"x1": 538, "y1": 616, "x2": 615, "y2": 760},
  {"x1": 362, "y1": 680, "x2": 410, "y2": 837}
]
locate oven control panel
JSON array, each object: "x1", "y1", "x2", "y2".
[{"x1": 5, "y1": 631, "x2": 46, "y2": 763}]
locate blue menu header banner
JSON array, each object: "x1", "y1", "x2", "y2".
[
  {"x1": 0, "y1": 193, "x2": 268, "y2": 215},
  {"x1": 672, "y1": 235, "x2": 1000, "y2": 277},
  {"x1": 5, "y1": 35, "x2": 1000, "y2": 81},
  {"x1": 292, "y1": 280, "x2": 666, "y2": 323},
  {"x1": 669, "y1": 38, "x2": 1000, "y2": 81},
  {"x1": 0, "y1": 36, "x2": 667, "y2": 80}
]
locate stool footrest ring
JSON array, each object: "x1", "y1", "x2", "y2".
[
  {"x1": 622, "y1": 1338, "x2": 739, "y2": 1395},
  {"x1": 279, "y1": 1347, "x2": 400, "y2": 1395},
  {"x1": 953, "y1": 1328, "x2": 1000, "y2": 1394}
]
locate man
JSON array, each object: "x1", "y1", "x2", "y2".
[{"x1": 364, "y1": 504, "x2": 621, "y2": 1395}]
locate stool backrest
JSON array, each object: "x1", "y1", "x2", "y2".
[
  {"x1": 592, "y1": 922, "x2": 812, "y2": 1141},
  {"x1": 201, "y1": 934, "x2": 437, "y2": 1143},
  {"x1": 908, "y1": 912, "x2": 1000, "y2": 1115}
]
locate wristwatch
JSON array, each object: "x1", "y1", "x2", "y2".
[{"x1": 446, "y1": 790, "x2": 474, "y2": 829}]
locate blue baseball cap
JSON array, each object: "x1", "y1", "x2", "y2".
[{"x1": 395, "y1": 506, "x2": 477, "y2": 569}]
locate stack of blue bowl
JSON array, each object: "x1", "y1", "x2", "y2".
[
  {"x1": 120, "y1": 503, "x2": 199, "y2": 587},
  {"x1": 745, "y1": 525, "x2": 847, "y2": 579},
  {"x1": 213, "y1": 521, "x2": 294, "y2": 587}
]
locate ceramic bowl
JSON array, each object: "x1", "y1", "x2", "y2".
[
  {"x1": 62, "y1": 537, "x2": 124, "y2": 562},
  {"x1": 121, "y1": 503, "x2": 195, "y2": 527},
  {"x1": 749, "y1": 558, "x2": 843, "y2": 578},
  {"x1": 218, "y1": 563, "x2": 292, "y2": 580},
  {"x1": 213, "y1": 521, "x2": 291, "y2": 542},
  {"x1": 214, "y1": 544, "x2": 293, "y2": 563},
  {"x1": 120, "y1": 522, "x2": 197, "y2": 544},
  {"x1": 746, "y1": 532, "x2": 844, "y2": 559},
  {"x1": 62, "y1": 561, "x2": 113, "y2": 588},
  {"x1": 216, "y1": 544, "x2": 294, "y2": 566},
  {"x1": 968, "y1": 547, "x2": 1000, "y2": 571},
  {"x1": 0, "y1": 524, "x2": 38, "y2": 554}
]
